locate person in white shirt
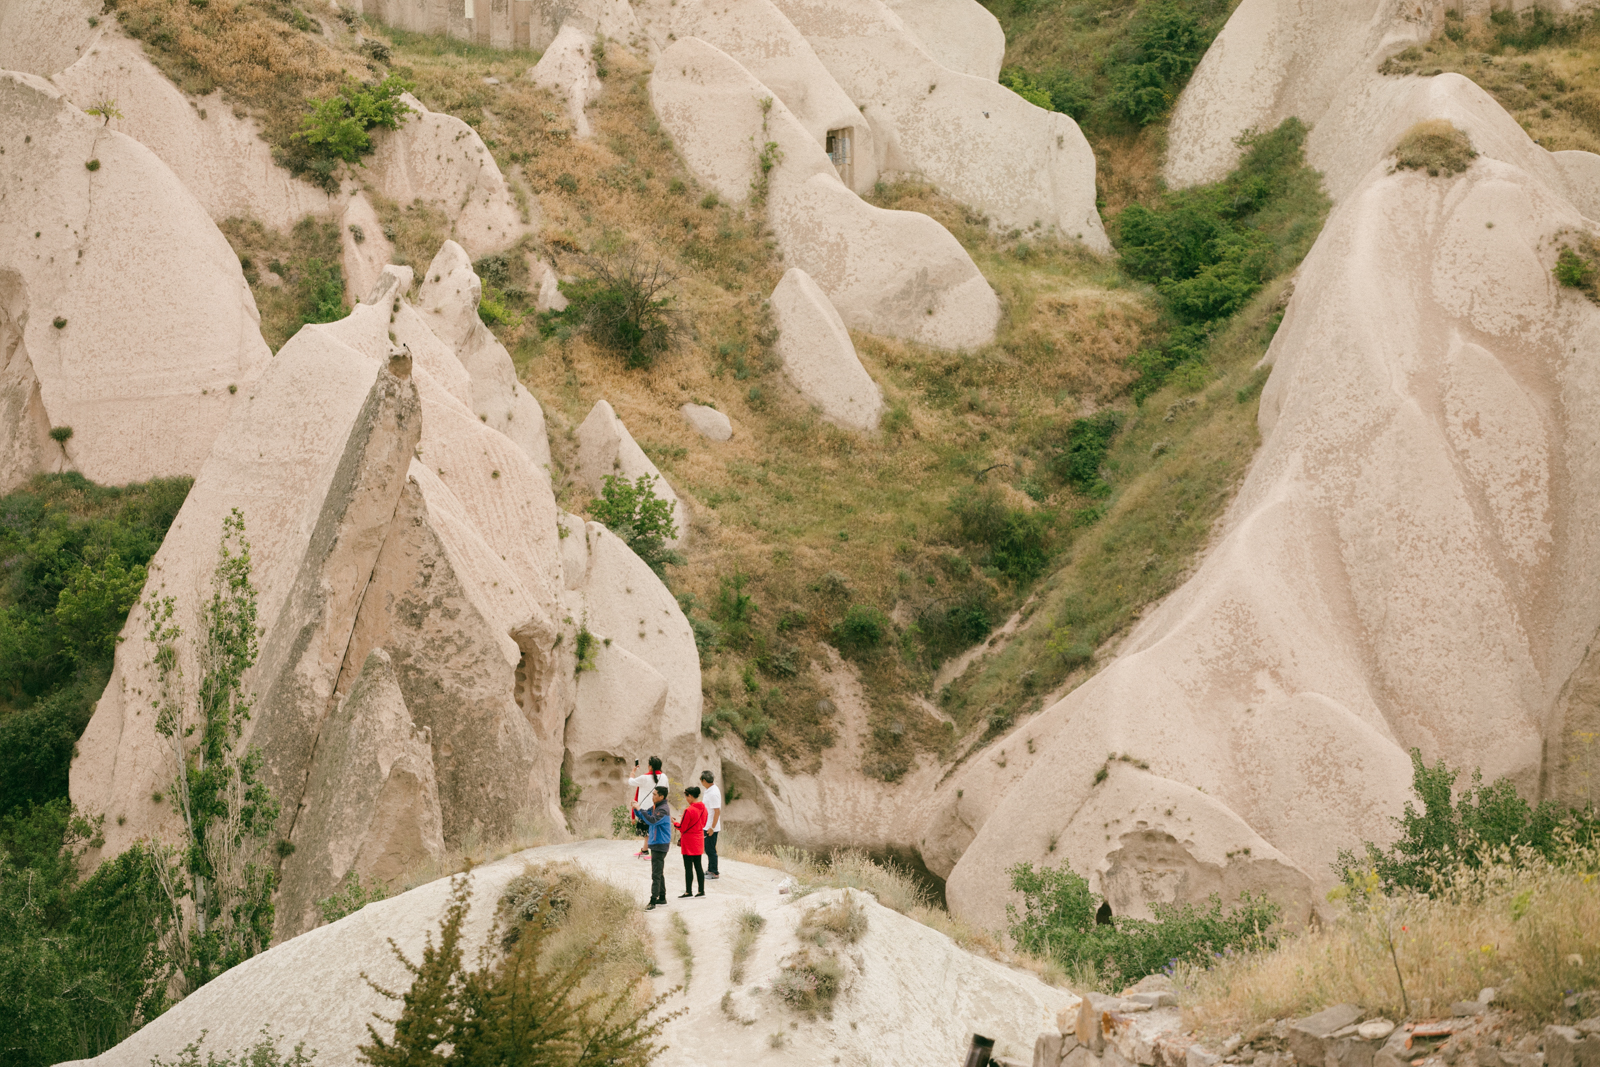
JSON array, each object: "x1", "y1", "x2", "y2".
[
  {"x1": 627, "y1": 757, "x2": 669, "y2": 858},
  {"x1": 699, "y1": 770, "x2": 722, "y2": 878}
]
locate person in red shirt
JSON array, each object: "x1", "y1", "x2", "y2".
[{"x1": 674, "y1": 785, "x2": 708, "y2": 898}]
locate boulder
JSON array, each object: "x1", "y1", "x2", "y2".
[
  {"x1": 340, "y1": 192, "x2": 395, "y2": 302},
  {"x1": 0, "y1": 0, "x2": 101, "y2": 78},
  {"x1": 633, "y1": 0, "x2": 879, "y2": 191},
  {"x1": 528, "y1": 256, "x2": 569, "y2": 312},
  {"x1": 651, "y1": 37, "x2": 1000, "y2": 349},
  {"x1": 366, "y1": 92, "x2": 529, "y2": 259},
  {"x1": 1288, "y1": 1006, "x2": 1368, "y2": 1067},
  {"x1": 275, "y1": 648, "x2": 445, "y2": 940},
  {"x1": 1545, "y1": 1026, "x2": 1600, "y2": 1067},
  {"x1": 768, "y1": 0, "x2": 1107, "y2": 248},
  {"x1": 573, "y1": 399, "x2": 688, "y2": 547},
  {"x1": 0, "y1": 71, "x2": 271, "y2": 492},
  {"x1": 528, "y1": 25, "x2": 603, "y2": 140},
  {"x1": 770, "y1": 267, "x2": 885, "y2": 432},
  {"x1": 679, "y1": 402, "x2": 732, "y2": 441},
  {"x1": 416, "y1": 241, "x2": 554, "y2": 471},
  {"x1": 938, "y1": 74, "x2": 1600, "y2": 930},
  {"x1": 50, "y1": 31, "x2": 336, "y2": 229},
  {"x1": 882, "y1": 0, "x2": 1005, "y2": 81}
]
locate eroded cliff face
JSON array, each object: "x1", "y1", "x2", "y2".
[{"x1": 929, "y1": 69, "x2": 1600, "y2": 930}]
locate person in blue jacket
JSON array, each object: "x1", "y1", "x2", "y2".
[{"x1": 636, "y1": 786, "x2": 672, "y2": 909}]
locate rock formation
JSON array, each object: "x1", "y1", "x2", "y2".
[
  {"x1": 529, "y1": 24, "x2": 605, "y2": 140},
  {"x1": 679, "y1": 402, "x2": 733, "y2": 441},
  {"x1": 651, "y1": 37, "x2": 1001, "y2": 349},
  {"x1": 0, "y1": 70, "x2": 271, "y2": 492},
  {"x1": 883, "y1": 0, "x2": 1005, "y2": 81},
  {"x1": 58, "y1": 841, "x2": 1071, "y2": 1067},
  {"x1": 345, "y1": 0, "x2": 648, "y2": 54},
  {"x1": 770, "y1": 267, "x2": 886, "y2": 432},
  {"x1": 933, "y1": 70, "x2": 1600, "y2": 930},
  {"x1": 573, "y1": 398, "x2": 689, "y2": 547}
]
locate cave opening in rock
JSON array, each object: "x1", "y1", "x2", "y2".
[
  {"x1": 1096, "y1": 901, "x2": 1113, "y2": 925},
  {"x1": 826, "y1": 127, "x2": 854, "y2": 188}
]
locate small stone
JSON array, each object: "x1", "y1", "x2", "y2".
[
  {"x1": 483, "y1": 76, "x2": 500, "y2": 84},
  {"x1": 1362, "y1": 1022, "x2": 1399, "y2": 1042},
  {"x1": 1189, "y1": 1047, "x2": 1223, "y2": 1067},
  {"x1": 261, "y1": 270, "x2": 284, "y2": 288},
  {"x1": 1451, "y1": 1003, "x2": 1488, "y2": 1018},
  {"x1": 680, "y1": 402, "x2": 733, "y2": 441}
]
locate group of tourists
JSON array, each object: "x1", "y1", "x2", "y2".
[{"x1": 627, "y1": 757, "x2": 722, "y2": 910}]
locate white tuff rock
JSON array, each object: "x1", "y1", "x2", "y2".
[
  {"x1": 573, "y1": 399, "x2": 688, "y2": 548},
  {"x1": 770, "y1": 267, "x2": 886, "y2": 432}
]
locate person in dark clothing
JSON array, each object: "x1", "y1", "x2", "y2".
[
  {"x1": 674, "y1": 785, "x2": 707, "y2": 898},
  {"x1": 636, "y1": 786, "x2": 672, "y2": 909}
]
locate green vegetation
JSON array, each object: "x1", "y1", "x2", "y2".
[
  {"x1": 1335, "y1": 752, "x2": 1600, "y2": 896},
  {"x1": 360, "y1": 873, "x2": 675, "y2": 1066},
  {"x1": 317, "y1": 874, "x2": 389, "y2": 926},
  {"x1": 151, "y1": 1032, "x2": 316, "y2": 1067},
  {"x1": 1391, "y1": 119, "x2": 1477, "y2": 176},
  {"x1": 587, "y1": 474, "x2": 682, "y2": 576},
  {"x1": 542, "y1": 252, "x2": 681, "y2": 370},
  {"x1": 1007, "y1": 860, "x2": 1279, "y2": 988},
  {"x1": 144, "y1": 510, "x2": 280, "y2": 996},
  {"x1": 219, "y1": 216, "x2": 348, "y2": 352},
  {"x1": 295, "y1": 75, "x2": 414, "y2": 171}
]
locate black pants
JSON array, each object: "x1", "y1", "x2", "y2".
[
  {"x1": 649, "y1": 847, "x2": 668, "y2": 903},
  {"x1": 683, "y1": 853, "x2": 704, "y2": 895},
  {"x1": 705, "y1": 830, "x2": 719, "y2": 875}
]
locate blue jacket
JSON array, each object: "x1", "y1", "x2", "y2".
[{"x1": 636, "y1": 802, "x2": 672, "y2": 847}]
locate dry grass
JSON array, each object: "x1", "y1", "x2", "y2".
[
  {"x1": 1392, "y1": 119, "x2": 1477, "y2": 176},
  {"x1": 667, "y1": 913, "x2": 693, "y2": 988},
  {"x1": 729, "y1": 908, "x2": 767, "y2": 984},
  {"x1": 218, "y1": 214, "x2": 344, "y2": 351},
  {"x1": 1183, "y1": 850, "x2": 1600, "y2": 1037},
  {"x1": 497, "y1": 859, "x2": 658, "y2": 1012}
]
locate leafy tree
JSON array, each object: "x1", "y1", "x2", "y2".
[
  {"x1": 361, "y1": 877, "x2": 678, "y2": 1066},
  {"x1": 1053, "y1": 412, "x2": 1124, "y2": 497},
  {"x1": 543, "y1": 252, "x2": 679, "y2": 370},
  {"x1": 588, "y1": 474, "x2": 682, "y2": 576},
  {"x1": 296, "y1": 75, "x2": 415, "y2": 165},
  {"x1": 948, "y1": 486, "x2": 1055, "y2": 584},
  {"x1": 1334, "y1": 749, "x2": 1600, "y2": 894},
  {"x1": 1108, "y1": 1, "x2": 1210, "y2": 126},
  {"x1": 53, "y1": 551, "x2": 148, "y2": 663},
  {"x1": 144, "y1": 509, "x2": 280, "y2": 995},
  {"x1": 1007, "y1": 861, "x2": 1279, "y2": 988}
]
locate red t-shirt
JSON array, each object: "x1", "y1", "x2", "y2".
[{"x1": 674, "y1": 801, "x2": 707, "y2": 856}]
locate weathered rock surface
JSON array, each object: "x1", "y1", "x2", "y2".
[
  {"x1": 529, "y1": 24, "x2": 604, "y2": 140},
  {"x1": 340, "y1": 192, "x2": 395, "y2": 302},
  {"x1": 937, "y1": 73, "x2": 1600, "y2": 927},
  {"x1": 651, "y1": 37, "x2": 1000, "y2": 349},
  {"x1": 0, "y1": 0, "x2": 101, "y2": 79},
  {"x1": 367, "y1": 92, "x2": 528, "y2": 259},
  {"x1": 883, "y1": 0, "x2": 1005, "y2": 81},
  {"x1": 633, "y1": 0, "x2": 879, "y2": 191},
  {"x1": 0, "y1": 70, "x2": 271, "y2": 492},
  {"x1": 50, "y1": 31, "x2": 336, "y2": 229},
  {"x1": 61, "y1": 841, "x2": 1069, "y2": 1067},
  {"x1": 573, "y1": 399, "x2": 688, "y2": 546},
  {"x1": 769, "y1": 0, "x2": 1107, "y2": 248},
  {"x1": 771, "y1": 267, "x2": 885, "y2": 432},
  {"x1": 680, "y1": 402, "x2": 733, "y2": 441},
  {"x1": 276, "y1": 648, "x2": 445, "y2": 940},
  {"x1": 416, "y1": 241, "x2": 553, "y2": 471}
]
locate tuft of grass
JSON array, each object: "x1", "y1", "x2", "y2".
[
  {"x1": 729, "y1": 908, "x2": 767, "y2": 984},
  {"x1": 668, "y1": 913, "x2": 693, "y2": 989},
  {"x1": 796, "y1": 894, "x2": 869, "y2": 946},
  {"x1": 218, "y1": 215, "x2": 347, "y2": 352},
  {"x1": 1392, "y1": 119, "x2": 1477, "y2": 176},
  {"x1": 772, "y1": 946, "x2": 847, "y2": 1019}
]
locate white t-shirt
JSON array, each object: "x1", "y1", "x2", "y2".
[
  {"x1": 628, "y1": 771, "x2": 669, "y2": 811},
  {"x1": 701, "y1": 784, "x2": 722, "y2": 832}
]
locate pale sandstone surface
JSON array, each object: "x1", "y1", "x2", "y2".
[
  {"x1": 415, "y1": 241, "x2": 554, "y2": 471},
  {"x1": 528, "y1": 255, "x2": 569, "y2": 311},
  {"x1": 62, "y1": 841, "x2": 1068, "y2": 1067},
  {"x1": 574, "y1": 398, "x2": 689, "y2": 547},
  {"x1": 529, "y1": 24, "x2": 604, "y2": 140},
  {"x1": 0, "y1": 70, "x2": 270, "y2": 492},
  {"x1": 367, "y1": 92, "x2": 529, "y2": 259},
  {"x1": 633, "y1": 0, "x2": 880, "y2": 192},
  {"x1": 680, "y1": 402, "x2": 733, "y2": 441},
  {"x1": 0, "y1": 267, "x2": 69, "y2": 491},
  {"x1": 650, "y1": 38, "x2": 1000, "y2": 349},
  {"x1": 276, "y1": 648, "x2": 446, "y2": 941},
  {"x1": 882, "y1": 0, "x2": 1006, "y2": 81},
  {"x1": 770, "y1": 267, "x2": 885, "y2": 432},
  {"x1": 937, "y1": 76, "x2": 1600, "y2": 930},
  {"x1": 340, "y1": 191, "x2": 396, "y2": 300},
  {"x1": 0, "y1": 0, "x2": 100, "y2": 78},
  {"x1": 50, "y1": 31, "x2": 337, "y2": 229},
  {"x1": 768, "y1": 0, "x2": 1108, "y2": 249},
  {"x1": 363, "y1": 265, "x2": 478, "y2": 409},
  {"x1": 70, "y1": 331, "x2": 407, "y2": 866}
]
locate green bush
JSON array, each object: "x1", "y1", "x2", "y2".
[
  {"x1": 711, "y1": 572, "x2": 758, "y2": 650},
  {"x1": 298, "y1": 258, "x2": 346, "y2": 325},
  {"x1": 1053, "y1": 412, "x2": 1124, "y2": 496},
  {"x1": 831, "y1": 604, "x2": 890, "y2": 655},
  {"x1": 317, "y1": 874, "x2": 387, "y2": 926},
  {"x1": 1334, "y1": 749, "x2": 1600, "y2": 895},
  {"x1": 948, "y1": 486, "x2": 1054, "y2": 584},
  {"x1": 151, "y1": 1030, "x2": 317, "y2": 1067},
  {"x1": 544, "y1": 251, "x2": 679, "y2": 369},
  {"x1": 1007, "y1": 860, "x2": 1280, "y2": 988},
  {"x1": 912, "y1": 589, "x2": 994, "y2": 668},
  {"x1": 1108, "y1": 1, "x2": 1210, "y2": 126},
  {"x1": 588, "y1": 473, "x2": 682, "y2": 576},
  {"x1": 295, "y1": 74, "x2": 414, "y2": 169},
  {"x1": 1555, "y1": 246, "x2": 1595, "y2": 291}
]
